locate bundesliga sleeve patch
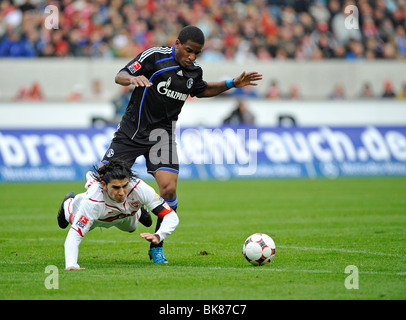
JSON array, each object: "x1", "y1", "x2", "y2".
[
  {"x1": 76, "y1": 215, "x2": 88, "y2": 228},
  {"x1": 128, "y1": 61, "x2": 141, "y2": 74},
  {"x1": 71, "y1": 215, "x2": 90, "y2": 237}
]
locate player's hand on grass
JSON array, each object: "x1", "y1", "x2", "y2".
[
  {"x1": 140, "y1": 233, "x2": 161, "y2": 244},
  {"x1": 65, "y1": 266, "x2": 86, "y2": 270},
  {"x1": 130, "y1": 75, "x2": 153, "y2": 87},
  {"x1": 233, "y1": 71, "x2": 263, "y2": 88}
]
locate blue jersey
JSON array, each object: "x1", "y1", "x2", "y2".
[{"x1": 117, "y1": 46, "x2": 207, "y2": 141}]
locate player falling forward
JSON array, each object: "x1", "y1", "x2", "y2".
[
  {"x1": 57, "y1": 159, "x2": 179, "y2": 270},
  {"x1": 102, "y1": 25, "x2": 262, "y2": 263}
]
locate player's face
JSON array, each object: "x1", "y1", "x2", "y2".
[
  {"x1": 102, "y1": 178, "x2": 129, "y2": 203},
  {"x1": 174, "y1": 39, "x2": 203, "y2": 68}
]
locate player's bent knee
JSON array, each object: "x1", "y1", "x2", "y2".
[
  {"x1": 159, "y1": 182, "x2": 176, "y2": 200},
  {"x1": 154, "y1": 170, "x2": 178, "y2": 200}
]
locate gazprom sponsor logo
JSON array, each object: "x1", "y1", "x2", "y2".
[{"x1": 157, "y1": 77, "x2": 188, "y2": 101}]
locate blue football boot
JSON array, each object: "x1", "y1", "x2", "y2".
[{"x1": 148, "y1": 247, "x2": 168, "y2": 264}]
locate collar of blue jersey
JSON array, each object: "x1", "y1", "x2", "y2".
[{"x1": 155, "y1": 46, "x2": 176, "y2": 65}]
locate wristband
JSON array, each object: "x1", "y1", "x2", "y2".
[{"x1": 225, "y1": 78, "x2": 235, "y2": 89}]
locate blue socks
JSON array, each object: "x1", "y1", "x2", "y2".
[{"x1": 164, "y1": 196, "x2": 178, "y2": 212}]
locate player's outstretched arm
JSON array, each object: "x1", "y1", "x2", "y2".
[
  {"x1": 140, "y1": 233, "x2": 161, "y2": 244},
  {"x1": 233, "y1": 71, "x2": 263, "y2": 88},
  {"x1": 65, "y1": 229, "x2": 85, "y2": 270},
  {"x1": 115, "y1": 71, "x2": 152, "y2": 87},
  {"x1": 196, "y1": 71, "x2": 262, "y2": 98}
]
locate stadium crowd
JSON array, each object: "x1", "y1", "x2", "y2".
[{"x1": 0, "y1": 0, "x2": 405, "y2": 61}]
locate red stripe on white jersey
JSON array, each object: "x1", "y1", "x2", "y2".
[
  {"x1": 71, "y1": 226, "x2": 83, "y2": 237},
  {"x1": 86, "y1": 180, "x2": 99, "y2": 189},
  {"x1": 105, "y1": 203, "x2": 122, "y2": 211},
  {"x1": 67, "y1": 198, "x2": 74, "y2": 224},
  {"x1": 127, "y1": 180, "x2": 141, "y2": 197},
  {"x1": 89, "y1": 198, "x2": 104, "y2": 203}
]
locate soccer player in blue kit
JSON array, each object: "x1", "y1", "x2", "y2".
[{"x1": 101, "y1": 25, "x2": 262, "y2": 263}]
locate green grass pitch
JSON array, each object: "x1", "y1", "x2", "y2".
[{"x1": 0, "y1": 177, "x2": 405, "y2": 300}]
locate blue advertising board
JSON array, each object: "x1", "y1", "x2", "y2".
[{"x1": 1, "y1": 126, "x2": 406, "y2": 182}]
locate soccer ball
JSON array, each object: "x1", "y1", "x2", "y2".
[{"x1": 242, "y1": 233, "x2": 276, "y2": 266}]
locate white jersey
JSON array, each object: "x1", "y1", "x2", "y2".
[{"x1": 64, "y1": 171, "x2": 179, "y2": 268}]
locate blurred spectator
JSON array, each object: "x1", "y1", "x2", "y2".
[
  {"x1": 1, "y1": 1, "x2": 22, "y2": 28},
  {"x1": 288, "y1": 84, "x2": 301, "y2": 99},
  {"x1": 229, "y1": 85, "x2": 259, "y2": 99},
  {"x1": 310, "y1": 0, "x2": 331, "y2": 23},
  {"x1": 0, "y1": 0, "x2": 405, "y2": 61},
  {"x1": 18, "y1": 0, "x2": 36, "y2": 14},
  {"x1": 27, "y1": 81, "x2": 44, "y2": 101},
  {"x1": 310, "y1": 21, "x2": 339, "y2": 59},
  {"x1": 362, "y1": 16, "x2": 380, "y2": 39},
  {"x1": 200, "y1": 38, "x2": 224, "y2": 62},
  {"x1": 359, "y1": 82, "x2": 375, "y2": 99},
  {"x1": 13, "y1": 82, "x2": 44, "y2": 101},
  {"x1": 256, "y1": 46, "x2": 272, "y2": 60},
  {"x1": 381, "y1": 80, "x2": 396, "y2": 98},
  {"x1": 89, "y1": 79, "x2": 112, "y2": 102},
  {"x1": 0, "y1": 28, "x2": 35, "y2": 57},
  {"x1": 92, "y1": 86, "x2": 133, "y2": 126},
  {"x1": 398, "y1": 83, "x2": 406, "y2": 99},
  {"x1": 112, "y1": 86, "x2": 132, "y2": 118},
  {"x1": 329, "y1": 83, "x2": 347, "y2": 100},
  {"x1": 382, "y1": 43, "x2": 397, "y2": 59},
  {"x1": 13, "y1": 86, "x2": 28, "y2": 101},
  {"x1": 345, "y1": 39, "x2": 365, "y2": 59},
  {"x1": 223, "y1": 100, "x2": 255, "y2": 125},
  {"x1": 266, "y1": 80, "x2": 281, "y2": 99},
  {"x1": 66, "y1": 84, "x2": 83, "y2": 101},
  {"x1": 394, "y1": 25, "x2": 406, "y2": 59},
  {"x1": 52, "y1": 29, "x2": 69, "y2": 57}
]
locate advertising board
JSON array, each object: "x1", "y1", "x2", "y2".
[{"x1": 1, "y1": 126, "x2": 405, "y2": 181}]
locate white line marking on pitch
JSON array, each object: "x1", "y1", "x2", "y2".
[
  {"x1": 168, "y1": 266, "x2": 406, "y2": 276},
  {"x1": 1, "y1": 238, "x2": 405, "y2": 259},
  {"x1": 1, "y1": 238, "x2": 404, "y2": 276},
  {"x1": 278, "y1": 245, "x2": 405, "y2": 258}
]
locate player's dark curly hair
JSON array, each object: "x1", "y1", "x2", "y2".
[
  {"x1": 178, "y1": 25, "x2": 205, "y2": 46},
  {"x1": 94, "y1": 159, "x2": 136, "y2": 184}
]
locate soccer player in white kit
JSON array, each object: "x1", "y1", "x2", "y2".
[{"x1": 57, "y1": 159, "x2": 179, "y2": 270}]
